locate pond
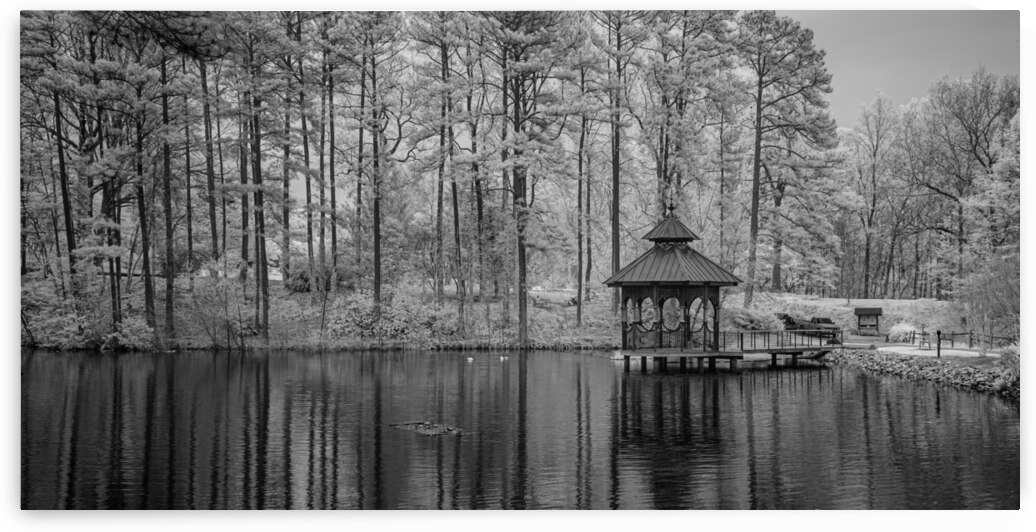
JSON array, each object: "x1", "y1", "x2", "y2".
[{"x1": 21, "y1": 350, "x2": 1019, "y2": 509}]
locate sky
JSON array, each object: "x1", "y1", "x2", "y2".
[{"x1": 778, "y1": 10, "x2": 1020, "y2": 129}]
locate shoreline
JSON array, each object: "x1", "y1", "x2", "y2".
[
  {"x1": 23, "y1": 342, "x2": 1019, "y2": 402},
  {"x1": 825, "y1": 349, "x2": 1019, "y2": 401}
]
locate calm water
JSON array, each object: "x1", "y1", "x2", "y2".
[{"x1": 21, "y1": 350, "x2": 1019, "y2": 509}]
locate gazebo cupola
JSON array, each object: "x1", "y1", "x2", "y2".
[{"x1": 603, "y1": 206, "x2": 740, "y2": 351}]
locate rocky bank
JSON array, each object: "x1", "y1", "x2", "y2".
[{"x1": 827, "y1": 349, "x2": 1019, "y2": 401}]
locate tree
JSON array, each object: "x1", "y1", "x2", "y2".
[
  {"x1": 592, "y1": 11, "x2": 646, "y2": 314},
  {"x1": 735, "y1": 10, "x2": 836, "y2": 308},
  {"x1": 486, "y1": 11, "x2": 574, "y2": 347},
  {"x1": 845, "y1": 93, "x2": 898, "y2": 298}
]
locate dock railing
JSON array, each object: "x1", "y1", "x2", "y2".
[
  {"x1": 719, "y1": 329, "x2": 844, "y2": 352},
  {"x1": 626, "y1": 324, "x2": 843, "y2": 353}
]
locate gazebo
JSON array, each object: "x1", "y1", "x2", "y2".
[{"x1": 603, "y1": 207, "x2": 740, "y2": 352}]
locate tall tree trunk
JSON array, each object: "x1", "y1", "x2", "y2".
[
  {"x1": 585, "y1": 149, "x2": 592, "y2": 302},
  {"x1": 53, "y1": 89, "x2": 77, "y2": 280},
  {"x1": 239, "y1": 97, "x2": 250, "y2": 266},
  {"x1": 882, "y1": 233, "x2": 897, "y2": 297},
  {"x1": 282, "y1": 92, "x2": 291, "y2": 279},
  {"x1": 370, "y1": 53, "x2": 382, "y2": 316},
  {"x1": 183, "y1": 59, "x2": 194, "y2": 286},
  {"x1": 718, "y1": 115, "x2": 727, "y2": 268},
  {"x1": 111, "y1": 184, "x2": 123, "y2": 326},
  {"x1": 317, "y1": 57, "x2": 327, "y2": 275},
  {"x1": 576, "y1": 106, "x2": 587, "y2": 327},
  {"x1": 467, "y1": 89, "x2": 483, "y2": 299},
  {"x1": 498, "y1": 52, "x2": 509, "y2": 324},
  {"x1": 435, "y1": 51, "x2": 446, "y2": 303},
  {"x1": 215, "y1": 76, "x2": 228, "y2": 257},
  {"x1": 771, "y1": 189, "x2": 784, "y2": 291},
  {"x1": 47, "y1": 167, "x2": 66, "y2": 297},
  {"x1": 136, "y1": 96, "x2": 155, "y2": 327},
  {"x1": 20, "y1": 175, "x2": 28, "y2": 276},
  {"x1": 300, "y1": 95, "x2": 313, "y2": 269},
  {"x1": 609, "y1": 16, "x2": 623, "y2": 315},
  {"x1": 862, "y1": 230, "x2": 872, "y2": 299},
  {"x1": 743, "y1": 76, "x2": 764, "y2": 309},
  {"x1": 448, "y1": 90, "x2": 465, "y2": 334},
  {"x1": 356, "y1": 51, "x2": 366, "y2": 268},
  {"x1": 200, "y1": 60, "x2": 220, "y2": 261},
  {"x1": 913, "y1": 235, "x2": 920, "y2": 299},
  {"x1": 511, "y1": 75, "x2": 528, "y2": 348},
  {"x1": 160, "y1": 57, "x2": 175, "y2": 338},
  {"x1": 251, "y1": 88, "x2": 270, "y2": 342},
  {"x1": 296, "y1": 15, "x2": 314, "y2": 272},
  {"x1": 328, "y1": 64, "x2": 338, "y2": 278}
]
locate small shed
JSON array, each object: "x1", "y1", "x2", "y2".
[{"x1": 854, "y1": 307, "x2": 883, "y2": 336}]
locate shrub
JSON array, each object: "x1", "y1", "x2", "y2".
[
  {"x1": 323, "y1": 290, "x2": 458, "y2": 347},
  {"x1": 103, "y1": 316, "x2": 155, "y2": 351},
  {"x1": 997, "y1": 343, "x2": 1019, "y2": 377},
  {"x1": 886, "y1": 321, "x2": 917, "y2": 343},
  {"x1": 284, "y1": 268, "x2": 311, "y2": 293},
  {"x1": 189, "y1": 261, "x2": 251, "y2": 349},
  {"x1": 34, "y1": 310, "x2": 92, "y2": 350},
  {"x1": 722, "y1": 306, "x2": 782, "y2": 331}
]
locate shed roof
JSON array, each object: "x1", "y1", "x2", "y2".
[
  {"x1": 854, "y1": 307, "x2": 883, "y2": 316},
  {"x1": 603, "y1": 243, "x2": 741, "y2": 286}
]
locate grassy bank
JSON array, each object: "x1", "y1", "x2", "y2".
[
  {"x1": 18, "y1": 273, "x2": 994, "y2": 357},
  {"x1": 827, "y1": 349, "x2": 1019, "y2": 401}
]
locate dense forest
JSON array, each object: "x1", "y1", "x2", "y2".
[{"x1": 19, "y1": 11, "x2": 1019, "y2": 350}]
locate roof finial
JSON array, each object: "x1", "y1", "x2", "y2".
[{"x1": 667, "y1": 202, "x2": 676, "y2": 218}]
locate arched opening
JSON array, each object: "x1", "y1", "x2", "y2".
[
  {"x1": 703, "y1": 298, "x2": 716, "y2": 330},
  {"x1": 686, "y1": 297, "x2": 705, "y2": 333},
  {"x1": 661, "y1": 297, "x2": 682, "y2": 330},
  {"x1": 703, "y1": 298, "x2": 717, "y2": 348},
  {"x1": 639, "y1": 297, "x2": 657, "y2": 328}
]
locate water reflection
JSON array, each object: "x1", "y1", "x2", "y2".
[{"x1": 21, "y1": 350, "x2": 1019, "y2": 509}]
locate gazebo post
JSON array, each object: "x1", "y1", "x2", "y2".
[
  {"x1": 712, "y1": 288, "x2": 721, "y2": 351},
  {"x1": 681, "y1": 294, "x2": 690, "y2": 350},
  {"x1": 653, "y1": 284, "x2": 661, "y2": 349},
  {"x1": 620, "y1": 288, "x2": 628, "y2": 349}
]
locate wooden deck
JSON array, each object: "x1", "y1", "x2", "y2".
[{"x1": 614, "y1": 329, "x2": 842, "y2": 373}]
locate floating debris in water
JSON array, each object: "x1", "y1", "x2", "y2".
[{"x1": 390, "y1": 421, "x2": 463, "y2": 436}]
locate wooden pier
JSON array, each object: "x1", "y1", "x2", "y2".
[{"x1": 616, "y1": 329, "x2": 842, "y2": 373}]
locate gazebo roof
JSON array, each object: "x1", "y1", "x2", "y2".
[
  {"x1": 603, "y1": 209, "x2": 740, "y2": 287},
  {"x1": 603, "y1": 242, "x2": 741, "y2": 286},
  {"x1": 642, "y1": 215, "x2": 699, "y2": 242}
]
